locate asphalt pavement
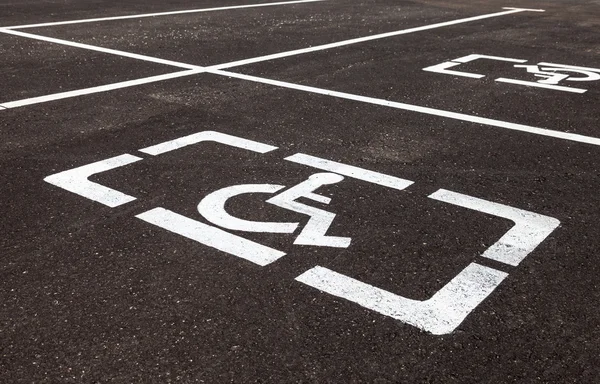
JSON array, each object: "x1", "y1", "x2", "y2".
[{"x1": 1, "y1": 0, "x2": 599, "y2": 382}]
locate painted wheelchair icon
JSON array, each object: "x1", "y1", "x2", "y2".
[
  {"x1": 424, "y1": 54, "x2": 600, "y2": 94},
  {"x1": 45, "y1": 131, "x2": 560, "y2": 334}
]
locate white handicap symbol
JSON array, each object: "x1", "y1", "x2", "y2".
[
  {"x1": 197, "y1": 172, "x2": 351, "y2": 248},
  {"x1": 44, "y1": 131, "x2": 562, "y2": 334},
  {"x1": 515, "y1": 64, "x2": 600, "y2": 85}
]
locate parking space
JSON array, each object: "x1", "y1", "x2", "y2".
[
  {"x1": 0, "y1": 33, "x2": 173, "y2": 103},
  {"x1": 0, "y1": 0, "x2": 280, "y2": 26},
  {"x1": 1, "y1": 0, "x2": 599, "y2": 382},
  {"x1": 236, "y1": 10, "x2": 600, "y2": 137},
  {"x1": 20, "y1": 0, "x2": 469, "y2": 66}
]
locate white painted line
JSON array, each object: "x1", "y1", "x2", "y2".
[
  {"x1": 495, "y1": 78, "x2": 587, "y2": 93},
  {"x1": 4, "y1": 4, "x2": 579, "y2": 151},
  {"x1": 211, "y1": 8, "x2": 537, "y2": 70},
  {"x1": 0, "y1": 7, "x2": 541, "y2": 110},
  {"x1": 296, "y1": 263, "x2": 508, "y2": 335},
  {"x1": 304, "y1": 192, "x2": 331, "y2": 204},
  {"x1": 139, "y1": 130, "x2": 278, "y2": 155},
  {"x1": 424, "y1": 55, "x2": 527, "y2": 78},
  {"x1": 0, "y1": 28, "x2": 198, "y2": 69},
  {"x1": 285, "y1": 153, "x2": 414, "y2": 190},
  {"x1": 502, "y1": 7, "x2": 545, "y2": 12},
  {"x1": 452, "y1": 54, "x2": 527, "y2": 64},
  {"x1": 136, "y1": 207, "x2": 286, "y2": 266},
  {"x1": 0, "y1": 70, "x2": 203, "y2": 109},
  {"x1": 210, "y1": 69, "x2": 600, "y2": 146},
  {"x1": 3, "y1": 0, "x2": 326, "y2": 29},
  {"x1": 423, "y1": 61, "x2": 486, "y2": 79},
  {"x1": 538, "y1": 62, "x2": 600, "y2": 73},
  {"x1": 429, "y1": 189, "x2": 560, "y2": 266},
  {"x1": 44, "y1": 154, "x2": 142, "y2": 207}
]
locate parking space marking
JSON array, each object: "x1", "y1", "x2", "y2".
[
  {"x1": 429, "y1": 189, "x2": 561, "y2": 266},
  {"x1": 137, "y1": 208, "x2": 287, "y2": 266},
  {"x1": 198, "y1": 184, "x2": 298, "y2": 234},
  {"x1": 425, "y1": 55, "x2": 599, "y2": 93},
  {"x1": 285, "y1": 153, "x2": 414, "y2": 190},
  {"x1": 139, "y1": 130, "x2": 278, "y2": 156},
  {"x1": 296, "y1": 263, "x2": 508, "y2": 335},
  {"x1": 209, "y1": 69, "x2": 600, "y2": 146},
  {"x1": 538, "y1": 62, "x2": 600, "y2": 72},
  {"x1": 423, "y1": 54, "x2": 527, "y2": 78},
  {"x1": 0, "y1": 70, "x2": 203, "y2": 109},
  {"x1": 495, "y1": 78, "x2": 587, "y2": 93},
  {"x1": 0, "y1": 28, "x2": 199, "y2": 69},
  {"x1": 7, "y1": 6, "x2": 600, "y2": 148},
  {"x1": 43, "y1": 154, "x2": 143, "y2": 207},
  {"x1": 1, "y1": 0, "x2": 326, "y2": 29},
  {"x1": 44, "y1": 130, "x2": 562, "y2": 334},
  {"x1": 0, "y1": 7, "x2": 543, "y2": 109},
  {"x1": 209, "y1": 8, "x2": 542, "y2": 70},
  {"x1": 423, "y1": 61, "x2": 487, "y2": 79},
  {"x1": 266, "y1": 173, "x2": 352, "y2": 248}
]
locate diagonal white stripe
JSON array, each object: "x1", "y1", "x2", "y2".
[
  {"x1": 208, "y1": 69, "x2": 600, "y2": 146},
  {"x1": 0, "y1": 7, "x2": 542, "y2": 109},
  {"x1": 2, "y1": 0, "x2": 327, "y2": 29},
  {"x1": 0, "y1": 28, "x2": 199, "y2": 69},
  {"x1": 211, "y1": 8, "x2": 529, "y2": 70}
]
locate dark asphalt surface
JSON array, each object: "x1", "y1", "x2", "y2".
[{"x1": 1, "y1": 0, "x2": 599, "y2": 382}]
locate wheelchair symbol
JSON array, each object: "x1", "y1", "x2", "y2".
[
  {"x1": 514, "y1": 64, "x2": 600, "y2": 85},
  {"x1": 423, "y1": 54, "x2": 600, "y2": 93},
  {"x1": 198, "y1": 172, "x2": 351, "y2": 248},
  {"x1": 44, "y1": 130, "x2": 560, "y2": 334}
]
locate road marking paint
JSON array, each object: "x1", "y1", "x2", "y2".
[
  {"x1": 0, "y1": 70, "x2": 203, "y2": 108},
  {"x1": 44, "y1": 131, "x2": 562, "y2": 333},
  {"x1": 423, "y1": 62, "x2": 486, "y2": 79},
  {"x1": 2, "y1": 0, "x2": 326, "y2": 29},
  {"x1": 197, "y1": 173, "x2": 351, "y2": 248},
  {"x1": 6, "y1": 8, "x2": 594, "y2": 148},
  {"x1": 4, "y1": 67, "x2": 599, "y2": 147},
  {"x1": 210, "y1": 69, "x2": 600, "y2": 146},
  {"x1": 266, "y1": 173, "x2": 351, "y2": 248},
  {"x1": 424, "y1": 55, "x2": 527, "y2": 78},
  {"x1": 197, "y1": 184, "x2": 298, "y2": 233},
  {"x1": 429, "y1": 189, "x2": 560, "y2": 266},
  {"x1": 495, "y1": 78, "x2": 587, "y2": 93},
  {"x1": 304, "y1": 192, "x2": 331, "y2": 204},
  {"x1": 296, "y1": 264, "x2": 508, "y2": 335},
  {"x1": 210, "y1": 8, "x2": 540, "y2": 70},
  {"x1": 451, "y1": 54, "x2": 527, "y2": 64},
  {"x1": 0, "y1": 28, "x2": 199, "y2": 69},
  {"x1": 138, "y1": 130, "x2": 278, "y2": 155},
  {"x1": 538, "y1": 62, "x2": 600, "y2": 73},
  {"x1": 529, "y1": 66, "x2": 600, "y2": 84},
  {"x1": 285, "y1": 153, "x2": 414, "y2": 190},
  {"x1": 425, "y1": 55, "x2": 597, "y2": 93},
  {"x1": 502, "y1": 7, "x2": 545, "y2": 12},
  {"x1": 44, "y1": 154, "x2": 142, "y2": 207},
  {"x1": 0, "y1": 7, "x2": 543, "y2": 109},
  {"x1": 136, "y1": 207, "x2": 286, "y2": 266}
]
